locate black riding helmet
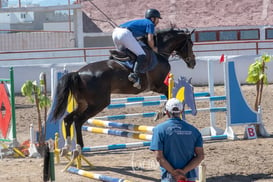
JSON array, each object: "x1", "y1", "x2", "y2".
[{"x1": 145, "y1": 9, "x2": 162, "y2": 19}]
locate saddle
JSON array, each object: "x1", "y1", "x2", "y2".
[
  {"x1": 109, "y1": 49, "x2": 136, "y2": 61},
  {"x1": 109, "y1": 47, "x2": 157, "y2": 73}
]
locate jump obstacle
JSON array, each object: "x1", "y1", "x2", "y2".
[
  {"x1": 84, "y1": 119, "x2": 228, "y2": 144},
  {"x1": 93, "y1": 96, "x2": 227, "y2": 121},
  {"x1": 200, "y1": 59, "x2": 269, "y2": 138},
  {"x1": 47, "y1": 59, "x2": 270, "y2": 147},
  {"x1": 0, "y1": 67, "x2": 17, "y2": 146}
]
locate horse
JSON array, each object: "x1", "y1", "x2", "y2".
[{"x1": 51, "y1": 28, "x2": 196, "y2": 152}]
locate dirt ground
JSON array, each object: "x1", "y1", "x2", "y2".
[{"x1": 0, "y1": 84, "x2": 273, "y2": 182}]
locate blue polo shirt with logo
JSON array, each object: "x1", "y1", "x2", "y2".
[{"x1": 150, "y1": 117, "x2": 203, "y2": 179}]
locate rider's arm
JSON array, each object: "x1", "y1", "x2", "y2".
[
  {"x1": 147, "y1": 33, "x2": 158, "y2": 52},
  {"x1": 154, "y1": 150, "x2": 186, "y2": 181},
  {"x1": 181, "y1": 147, "x2": 205, "y2": 174}
]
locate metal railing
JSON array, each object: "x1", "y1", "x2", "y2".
[
  {"x1": 194, "y1": 40, "x2": 273, "y2": 56},
  {"x1": 1, "y1": 39, "x2": 273, "y2": 66}
]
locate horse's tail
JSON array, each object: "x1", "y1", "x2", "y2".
[{"x1": 52, "y1": 72, "x2": 80, "y2": 120}]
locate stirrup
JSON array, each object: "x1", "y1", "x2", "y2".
[{"x1": 128, "y1": 73, "x2": 138, "y2": 83}]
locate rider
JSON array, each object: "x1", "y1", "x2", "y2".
[{"x1": 112, "y1": 9, "x2": 162, "y2": 89}]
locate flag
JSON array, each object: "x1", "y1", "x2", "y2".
[
  {"x1": 219, "y1": 54, "x2": 225, "y2": 63},
  {"x1": 164, "y1": 72, "x2": 171, "y2": 86}
]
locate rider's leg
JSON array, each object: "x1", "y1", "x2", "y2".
[
  {"x1": 123, "y1": 35, "x2": 146, "y2": 89},
  {"x1": 112, "y1": 27, "x2": 127, "y2": 51},
  {"x1": 113, "y1": 28, "x2": 146, "y2": 89},
  {"x1": 128, "y1": 55, "x2": 146, "y2": 89}
]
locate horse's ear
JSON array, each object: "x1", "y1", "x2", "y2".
[
  {"x1": 190, "y1": 29, "x2": 195, "y2": 35},
  {"x1": 169, "y1": 22, "x2": 177, "y2": 29}
]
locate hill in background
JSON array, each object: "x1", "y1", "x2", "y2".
[{"x1": 81, "y1": 0, "x2": 273, "y2": 32}]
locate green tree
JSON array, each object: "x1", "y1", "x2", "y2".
[
  {"x1": 246, "y1": 54, "x2": 272, "y2": 111},
  {"x1": 21, "y1": 79, "x2": 51, "y2": 148},
  {"x1": 246, "y1": 54, "x2": 272, "y2": 135}
]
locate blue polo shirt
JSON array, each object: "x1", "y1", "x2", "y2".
[
  {"x1": 119, "y1": 18, "x2": 155, "y2": 37},
  {"x1": 150, "y1": 118, "x2": 203, "y2": 179}
]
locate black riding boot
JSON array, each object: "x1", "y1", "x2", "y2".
[{"x1": 128, "y1": 55, "x2": 146, "y2": 89}]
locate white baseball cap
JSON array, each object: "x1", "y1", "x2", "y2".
[{"x1": 165, "y1": 98, "x2": 184, "y2": 113}]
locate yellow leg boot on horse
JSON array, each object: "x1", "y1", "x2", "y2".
[{"x1": 128, "y1": 55, "x2": 146, "y2": 89}]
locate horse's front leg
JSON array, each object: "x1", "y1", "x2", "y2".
[{"x1": 154, "y1": 100, "x2": 167, "y2": 121}]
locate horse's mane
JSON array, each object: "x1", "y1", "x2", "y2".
[{"x1": 156, "y1": 27, "x2": 187, "y2": 35}]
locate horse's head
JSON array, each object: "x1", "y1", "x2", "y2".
[{"x1": 156, "y1": 28, "x2": 196, "y2": 69}]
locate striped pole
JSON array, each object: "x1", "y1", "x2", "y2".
[
  {"x1": 193, "y1": 92, "x2": 210, "y2": 97},
  {"x1": 87, "y1": 119, "x2": 154, "y2": 133},
  {"x1": 107, "y1": 100, "x2": 166, "y2": 109},
  {"x1": 67, "y1": 167, "x2": 132, "y2": 182},
  {"x1": 195, "y1": 95, "x2": 226, "y2": 101},
  {"x1": 110, "y1": 92, "x2": 210, "y2": 104},
  {"x1": 82, "y1": 141, "x2": 151, "y2": 152},
  {"x1": 94, "y1": 107, "x2": 227, "y2": 121},
  {"x1": 111, "y1": 95, "x2": 167, "y2": 103},
  {"x1": 82, "y1": 126, "x2": 152, "y2": 141},
  {"x1": 94, "y1": 112, "x2": 157, "y2": 120},
  {"x1": 184, "y1": 107, "x2": 227, "y2": 114},
  {"x1": 202, "y1": 135, "x2": 227, "y2": 141}
]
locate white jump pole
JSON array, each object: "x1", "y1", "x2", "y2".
[{"x1": 200, "y1": 60, "x2": 225, "y2": 136}]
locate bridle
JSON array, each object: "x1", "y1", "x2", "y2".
[
  {"x1": 157, "y1": 31, "x2": 193, "y2": 61},
  {"x1": 173, "y1": 33, "x2": 194, "y2": 62}
]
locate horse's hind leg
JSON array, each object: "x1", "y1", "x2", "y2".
[
  {"x1": 73, "y1": 102, "x2": 110, "y2": 149},
  {"x1": 60, "y1": 111, "x2": 77, "y2": 156},
  {"x1": 61, "y1": 92, "x2": 110, "y2": 156}
]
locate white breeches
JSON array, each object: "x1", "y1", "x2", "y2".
[{"x1": 112, "y1": 27, "x2": 146, "y2": 56}]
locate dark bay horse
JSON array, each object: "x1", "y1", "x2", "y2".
[{"x1": 52, "y1": 28, "x2": 196, "y2": 150}]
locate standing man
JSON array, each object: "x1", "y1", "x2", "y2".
[
  {"x1": 112, "y1": 9, "x2": 161, "y2": 89},
  {"x1": 150, "y1": 98, "x2": 204, "y2": 182}
]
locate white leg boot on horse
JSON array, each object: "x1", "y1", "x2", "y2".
[
  {"x1": 60, "y1": 136, "x2": 72, "y2": 157},
  {"x1": 128, "y1": 54, "x2": 146, "y2": 89}
]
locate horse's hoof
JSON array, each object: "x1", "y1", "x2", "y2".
[
  {"x1": 153, "y1": 112, "x2": 160, "y2": 121},
  {"x1": 60, "y1": 148, "x2": 69, "y2": 157},
  {"x1": 153, "y1": 112, "x2": 164, "y2": 121},
  {"x1": 71, "y1": 149, "x2": 79, "y2": 160}
]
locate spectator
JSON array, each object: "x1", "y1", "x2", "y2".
[{"x1": 150, "y1": 98, "x2": 204, "y2": 182}]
